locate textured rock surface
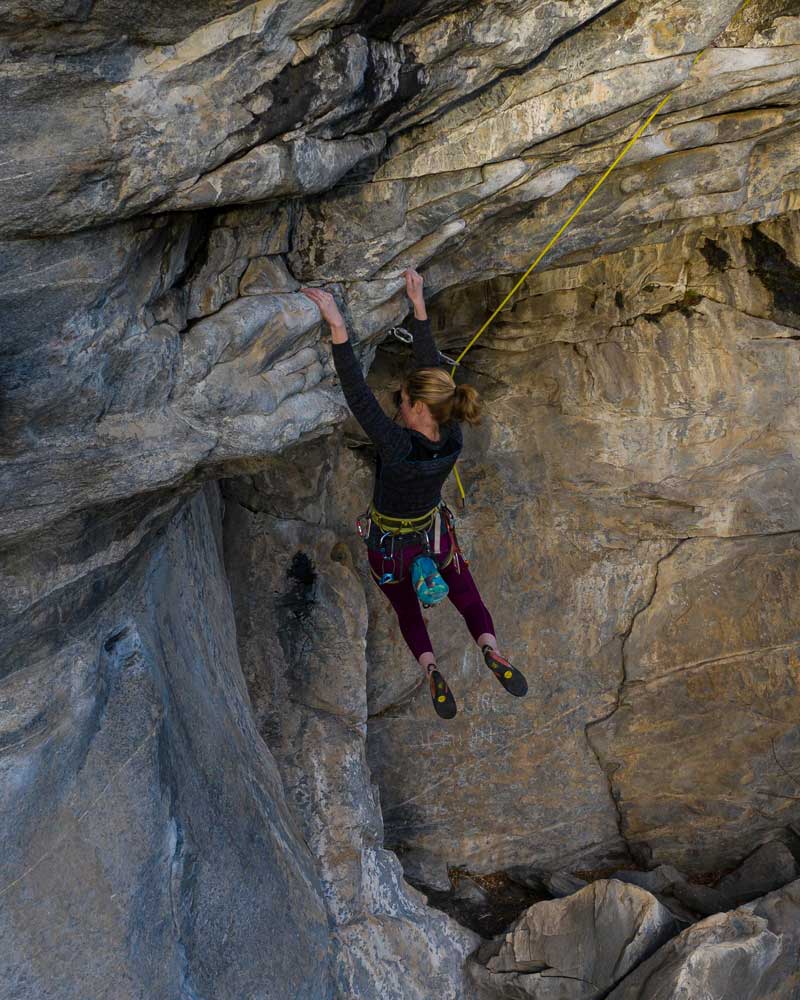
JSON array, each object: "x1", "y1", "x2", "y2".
[
  {"x1": 605, "y1": 878, "x2": 800, "y2": 999},
  {"x1": 4, "y1": 0, "x2": 800, "y2": 995},
  {"x1": 221, "y1": 491, "x2": 479, "y2": 998},
  {"x1": 1, "y1": 487, "x2": 333, "y2": 998},
  {"x1": 468, "y1": 880, "x2": 678, "y2": 999},
  {"x1": 365, "y1": 214, "x2": 800, "y2": 883},
  {"x1": 714, "y1": 840, "x2": 799, "y2": 904}
]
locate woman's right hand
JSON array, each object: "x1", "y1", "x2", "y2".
[{"x1": 404, "y1": 267, "x2": 424, "y2": 306}]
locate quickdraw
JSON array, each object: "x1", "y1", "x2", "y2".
[{"x1": 390, "y1": 326, "x2": 459, "y2": 369}]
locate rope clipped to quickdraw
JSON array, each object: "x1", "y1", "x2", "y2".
[{"x1": 447, "y1": 0, "x2": 755, "y2": 505}]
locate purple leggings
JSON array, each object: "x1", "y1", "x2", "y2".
[{"x1": 367, "y1": 524, "x2": 495, "y2": 661}]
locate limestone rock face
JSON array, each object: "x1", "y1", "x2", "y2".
[
  {"x1": 362, "y1": 214, "x2": 800, "y2": 884},
  {"x1": 4, "y1": 0, "x2": 800, "y2": 996},
  {"x1": 221, "y1": 489, "x2": 479, "y2": 998},
  {"x1": 1, "y1": 487, "x2": 333, "y2": 999},
  {"x1": 4, "y1": 0, "x2": 800, "y2": 548}
]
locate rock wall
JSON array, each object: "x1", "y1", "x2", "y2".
[
  {"x1": 3, "y1": 0, "x2": 800, "y2": 995},
  {"x1": 218, "y1": 211, "x2": 800, "y2": 892},
  {"x1": 221, "y1": 497, "x2": 478, "y2": 998},
  {"x1": 363, "y1": 212, "x2": 800, "y2": 883}
]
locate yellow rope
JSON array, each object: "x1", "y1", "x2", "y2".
[{"x1": 450, "y1": 0, "x2": 754, "y2": 503}]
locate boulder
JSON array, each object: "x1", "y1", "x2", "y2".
[
  {"x1": 608, "y1": 865, "x2": 685, "y2": 895},
  {"x1": 669, "y1": 881, "x2": 732, "y2": 918},
  {"x1": 715, "y1": 841, "x2": 800, "y2": 905},
  {"x1": 606, "y1": 879, "x2": 800, "y2": 999},
  {"x1": 469, "y1": 879, "x2": 678, "y2": 999}
]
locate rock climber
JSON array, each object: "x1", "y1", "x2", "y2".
[{"x1": 300, "y1": 269, "x2": 527, "y2": 719}]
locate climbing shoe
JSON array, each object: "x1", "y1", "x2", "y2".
[
  {"x1": 482, "y1": 646, "x2": 528, "y2": 697},
  {"x1": 427, "y1": 665, "x2": 457, "y2": 720}
]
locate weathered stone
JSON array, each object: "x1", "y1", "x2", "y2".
[
  {"x1": 606, "y1": 879, "x2": 800, "y2": 999},
  {"x1": 186, "y1": 227, "x2": 249, "y2": 319},
  {"x1": 159, "y1": 132, "x2": 388, "y2": 212},
  {"x1": 1, "y1": 487, "x2": 333, "y2": 998},
  {"x1": 609, "y1": 865, "x2": 686, "y2": 895},
  {"x1": 4, "y1": 1, "x2": 800, "y2": 995},
  {"x1": 670, "y1": 880, "x2": 732, "y2": 918},
  {"x1": 240, "y1": 256, "x2": 301, "y2": 295},
  {"x1": 506, "y1": 867, "x2": 590, "y2": 898},
  {"x1": 358, "y1": 216, "x2": 800, "y2": 884},
  {"x1": 714, "y1": 840, "x2": 799, "y2": 905},
  {"x1": 649, "y1": 892, "x2": 698, "y2": 927},
  {"x1": 544, "y1": 873, "x2": 591, "y2": 899},
  {"x1": 587, "y1": 533, "x2": 800, "y2": 873},
  {"x1": 221, "y1": 495, "x2": 480, "y2": 998},
  {"x1": 1, "y1": 8, "x2": 407, "y2": 236},
  {"x1": 469, "y1": 880, "x2": 678, "y2": 999}
]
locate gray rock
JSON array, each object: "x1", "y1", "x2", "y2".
[
  {"x1": 714, "y1": 841, "x2": 799, "y2": 905},
  {"x1": 506, "y1": 868, "x2": 590, "y2": 898},
  {"x1": 222, "y1": 497, "x2": 479, "y2": 998},
  {"x1": 606, "y1": 879, "x2": 800, "y2": 999},
  {"x1": 506, "y1": 865, "x2": 549, "y2": 892},
  {"x1": 240, "y1": 256, "x2": 301, "y2": 296},
  {"x1": 609, "y1": 865, "x2": 685, "y2": 894},
  {"x1": 670, "y1": 881, "x2": 734, "y2": 917},
  {"x1": 649, "y1": 892, "x2": 698, "y2": 927},
  {"x1": 159, "y1": 132, "x2": 388, "y2": 212},
  {"x1": 544, "y1": 872, "x2": 591, "y2": 898},
  {"x1": 4, "y1": 1, "x2": 800, "y2": 997},
  {"x1": 469, "y1": 879, "x2": 678, "y2": 999},
  {"x1": 454, "y1": 876, "x2": 491, "y2": 904},
  {"x1": 1, "y1": 488, "x2": 334, "y2": 999}
]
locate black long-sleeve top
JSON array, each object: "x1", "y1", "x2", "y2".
[{"x1": 331, "y1": 316, "x2": 462, "y2": 518}]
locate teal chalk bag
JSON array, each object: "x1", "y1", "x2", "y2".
[{"x1": 411, "y1": 555, "x2": 449, "y2": 608}]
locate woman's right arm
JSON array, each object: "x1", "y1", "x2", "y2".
[{"x1": 405, "y1": 268, "x2": 444, "y2": 369}]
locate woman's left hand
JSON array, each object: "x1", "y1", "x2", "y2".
[{"x1": 300, "y1": 287, "x2": 346, "y2": 331}]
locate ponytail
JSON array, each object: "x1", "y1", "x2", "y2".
[
  {"x1": 452, "y1": 383, "x2": 482, "y2": 426},
  {"x1": 403, "y1": 368, "x2": 483, "y2": 426}
]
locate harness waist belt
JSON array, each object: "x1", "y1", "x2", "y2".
[{"x1": 369, "y1": 503, "x2": 439, "y2": 535}]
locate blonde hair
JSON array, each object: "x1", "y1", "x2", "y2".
[{"x1": 403, "y1": 367, "x2": 482, "y2": 426}]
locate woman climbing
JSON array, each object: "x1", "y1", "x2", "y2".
[{"x1": 300, "y1": 269, "x2": 527, "y2": 720}]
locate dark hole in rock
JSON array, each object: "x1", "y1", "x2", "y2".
[
  {"x1": 744, "y1": 225, "x2": 800, "y2": 323},
  {"x1": 413, "y1": 868, "x2": 548, "y2": 938},
  {"x1": 283, "y1": 551, "x2": 317, "y2": 618},
  {"x1": 699, "y1": 237, "x2": 731, "y2": 272}
]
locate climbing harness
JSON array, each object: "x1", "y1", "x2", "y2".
[
  {"x1": 356, "y1": 502, "x2": 467, "y2": 600},
  {"x1": 442, "y1": 0, "x2": 755, "y2": 504}
]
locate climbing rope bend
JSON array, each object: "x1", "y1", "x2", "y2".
[{"x1": 449, "y1": 0, "x2": 755, "y2": 503}]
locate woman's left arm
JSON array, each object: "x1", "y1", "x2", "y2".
[{"x1": 300, "y1": 287, "x2": 410, "y2": 462}]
